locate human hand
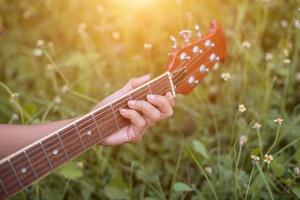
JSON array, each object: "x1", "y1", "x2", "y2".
[{"x1": 92, "y1": 74, "x2": 175, "y2": 145}]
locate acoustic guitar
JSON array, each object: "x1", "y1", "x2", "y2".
[{"x1": 0, "y1": 20, "x2": 227, "y2": 199}]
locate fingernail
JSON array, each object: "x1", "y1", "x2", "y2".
[
  {"x1": 147, "y1": 94, "x2": 156, "y2": 100},
  {"x1": 128, "y1": 100, "x2": 135, "y2": 106}
]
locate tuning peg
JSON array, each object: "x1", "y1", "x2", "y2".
[
  {"x1": 194, "y1": 24, "x2": 202, "y2": 38},
  {"x1": 179, "y1": 30, "x2": 192, "y2": 45},
  {"x1": 169, "y1": 35, "x2": 177, "y2": 49}
]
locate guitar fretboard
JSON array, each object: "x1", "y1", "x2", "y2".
[{"x1": 0, "y1": 72, "x2": 174, "y2": 199}]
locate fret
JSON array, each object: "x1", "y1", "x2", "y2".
[
  {"x1": 56, "y1": 133, "x2": 70, "y2": 160},
  {"x1": 27, "y1": 143, "x2": 52, "y2": 177},
  {"x1": 110, "y1": 104, "x2": 120, "y2": 130},
  {"x1": 75, "y1": 115, "x2": 99, "y2": 148},
  {"x1": 0, "y1": 178, "x2": 8, "y2": 198},
  {"x1": 147, "y1": 82, "x2": 153, "y2": 94},
  {"x1": 40, "y1": 142, "x2": 53, "y2": 169},
  {"x1": 42, "y1": 134, "x2": 68, "y2": 168},
  {"x1": 8, "y1": 160, "x2": 23, "y2": 188},
  {"x1": 74, "y1": 123, "x2": 87, "y2": 150},
  {"x1": 24, "y1": 151, "x2": 38, "y2": 179},
  {"x1": 0, "y1": 161, "x2": 22, "y2": 196},
  {"x1": 94, "y1": 106, "x2": 118, "y2": 138},
  {"x1": 60, "y1": 124, "x2": 85, "y2": 159},
  {"x1": 129, "y1": 85, "x2": 149, "y2": 100},
  {"x1": 91, "y1": 113, "x2": 103, "y2": 141},
  {"x1": 10, "y1": 152, "x2": 36, "y2": 187},
  {"x1": 167, "y1": 72, "x2": 176, "y2": 97}
]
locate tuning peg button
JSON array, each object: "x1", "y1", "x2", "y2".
[
  {"x1": 195, "y1": 24, "x2": 202, "y2": 38},
  {"x1": 180, "y1": 52, "x2": 190, "y2": 62},
  {"x1": 169, "y1": 35, "x2": 177, "y2": 49},
  {"x1": 192, "y1": 46, "x2": 203, "y2": 54},
  {"x1": 179, "y1": 30, "x2": 192, "y2": 45}
]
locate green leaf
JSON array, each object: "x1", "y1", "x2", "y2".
[
  {"x1": 173, "y1": 182, "x2": 193, "y2": 192},
  {"x1": 192, "y1": 140, "x2": 208, "y2": 159},
  {"x1": 104, "y1": 185, "x2": 128, "y2": 199},
  {"x1": 292, "y1": 187, "x2": 300, "y2": 199},
  {"x1": 57, "y1": 161, "x2": 83, "y2": 180}
]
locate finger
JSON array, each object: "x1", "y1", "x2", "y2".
[
  {"x1": 119, "y1": 108, "x2": 145, "y2": 127},
  {"x1": 128, "y1": 100, "x2": 161, "y2": 122},
  {"x1": 119, "y1": 109, "x2": 146, "y2": 143},
  {"x1": 122, "y1": 74, "x2": 150, "y2": 92},
  {"x1": 165, "y1": 91, "x2": 176, "y2": 107},
  {"x1": 146, "y1": 94, "x2": 173, "y2": 117},
  {"x1": 95, "y1": 74, "x2": 151, "y2": 108}
]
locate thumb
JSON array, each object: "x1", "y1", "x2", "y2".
[{"x1": 122, "y1": 74, "x2": 151, "y2": 92}]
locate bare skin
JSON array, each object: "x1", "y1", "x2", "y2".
[{"x1": 0, "y1": 75, "x2": 175, "y2": 159}]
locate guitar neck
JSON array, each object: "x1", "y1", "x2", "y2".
[{"x1": 0, "y1": 72, "x2": 175, "y2": 199}]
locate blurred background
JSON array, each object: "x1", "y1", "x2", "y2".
[{"x1": 0, "y1": 0, "x2": 300, "y2": 199}]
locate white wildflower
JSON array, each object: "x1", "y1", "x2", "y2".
[
  {"x1": 283, "y1": 58, "x2": 291, "y2": 64},
  {"x1": 294, "y1": 167, "x2": 300, "y2": 176},
  {"x1": 33, "y1": 48, "x2": 43, "y2": 57},
  {"x1": 263, "y1": 154, "x2": 273, "y2": 164},
  {"x1": 221, "y1": 72, "x2": 231, "y2": 81},
  {"x1": 294, "y1": 20, "x2": 300, "y2": 29},
  {"x1": 274, "y1": 117, "x2": 283, "y2": 125},
  {"x1": 61, "y1": 85, "x2": 69, "y2": 94},
  {"x1": 265, "y1": 53, "x2": 273, "y2": 61},
  {"x1": 11, "y1": 113, "x2": 19, "y2": 121},
  {"x1": 283, "y1": 49, "x2": 289, "y2": 57},
  {"x1": 204, "y1": 166, "x2": 212, "y2": 174},
  {"x1": 251, "y1": 155, "x2": 260, "y2": 162},
  {"x1": 252, "y1": 122, "x2": 262, "y2": 130},
  {"x1": 295, "y1": 72, "x2": 300, "y2": 82},
  {"x1": 242, "y1": 41, "x2": 252, "y2": 49},
  {"x1": 238, "y1": 104, "x2": 247, "y2": 113},
  {"x1": 77, "y1": 162, "x2": 84, "y2": 169},
  {"x1": 280, "y1": 20, "x2": 288, "y2": 28},
  {"x1": 144, "y1": 43, "x2": 153, "y2": 50},
  {"x1": 36, "y1": 39, "x2": 44, "y2": 47},
  {"x1": 239, "y1": 135, "x2": 248, "y2": 146},
  {"x1": 54, "y1": 96, "x2": 62, "y2": 104}
]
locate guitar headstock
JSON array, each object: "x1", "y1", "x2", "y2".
[{"x1": 167, "y1": 20, "x2": 227, "y2": 95}]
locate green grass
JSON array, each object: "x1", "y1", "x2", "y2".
[{"x1": 1, "y1": 0, "x2": 300, "y2": 199}]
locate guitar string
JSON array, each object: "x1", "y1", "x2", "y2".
[
  {"x1": 0, "y1": 84, "x2": 172, "y2": 182},
  {"x1": 0, "y1": 56, "x2": 216, "y2": 189},
  {"x1": 0, "y1": 48, "x2": 215, "y2": 189},
  {"x1": 1, "y1": 45, "x2": 217, "y2": 190}
]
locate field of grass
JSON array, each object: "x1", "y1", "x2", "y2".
[{"x1": 1, "y1": 0, "x2": 300, "y2": 199}]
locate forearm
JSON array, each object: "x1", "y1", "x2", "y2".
[{"x1": 0, "y1": 118, "x2": 77, "y2": 159}]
